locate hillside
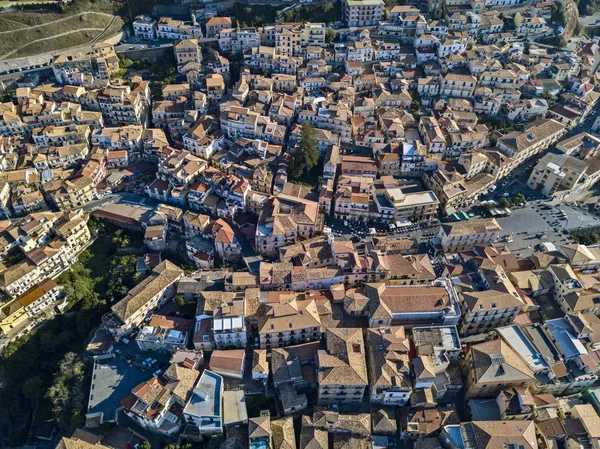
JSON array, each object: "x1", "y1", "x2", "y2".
[{"x1": 0, "y1": 0, "x2": 123, "y2": 60}]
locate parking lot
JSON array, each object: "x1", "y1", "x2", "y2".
[
  {"x1": 496, "y1": 201, "x2": 600, "y2": 257},
  {"x1": 87, "y1": 339, "x2": 172, "y2": 423}
]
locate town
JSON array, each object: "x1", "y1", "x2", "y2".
[{"x1": 0, "y1": 0, "x2": 600, "y2": 449}]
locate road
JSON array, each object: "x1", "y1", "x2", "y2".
[
  {"x1": 82, "y1": 191, "x2": 157, "y2": 213},
  {"x1": 579, "y1": 12, "x2": 600, "y2": 26},
  {"x1": 115, "y1": 37, "x2": 217, "y2": 54}
]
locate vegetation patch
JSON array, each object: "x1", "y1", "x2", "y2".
[{"x1": 0, "y1": 220, "x2": 145, "y2": 445}]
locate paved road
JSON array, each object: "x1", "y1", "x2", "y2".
[
  {"x1": 579, "y1": 12, "x2": 600, "y2": 26},
  {"x1": 115, "y1": 37, "x2": 217, "y2": 54}
]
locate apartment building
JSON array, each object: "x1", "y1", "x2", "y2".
[
  {"x1": 463, "y1": 339, "x2": 536, "y2": 398},
  {"x1": 182, "y1": 115, "x2": 222, "y2": 160},
  {"x1": 460, "y1": 290, "x2": 524, "y2": 335},
  {"x1": 102, "y1": 260, "x2": 184, "y2": 338},
  {"x1": 439, "y1": 73, "x2": 477, "y2": 98},
  {"x1": 0, "y1": 278, "x2": 62, "y2": 337},
  {"x1": 206, "y1": 17, "x2": 233, "y2": 38},
  {"x1": 220, "y1": 106, "x2": 286, "y2": 144},
  {"x1": 527, "y1": 152, "x2": 588, "y2": 198},
  {"x1": 133, "y1": 15, "x2": 157, "y2": 39},
  {"x1": 136, "y1": 315, "x2": 191, "y2": 352},
  {"x1": 32, "y1": 124, "x2": 90, "y2": 148},
  {"x1": 438, "y1": 218, "x2": 502, "y2": 253},
  {"x1": 317, "y1": 328, "x2": 368, "y2": 405},
  {"x1": 255, "y1": 195, "x2": 322, "y2": 257},
  {"x1": 175, "y1": 39, "x2": 202, "y2": 70},
  {"x1": 212, "y1": 297, "x2": 247, "y2": 349},
  {"x1": 347, "y1": 279, "x2": 461, "y2": 328},
  {"x1": 343, "y1": 0, "x2": 385, "y2": 26},
  {"x1": 156, "y1": 17, "x2": 203, "y2": 39},
  {"x1": 258, "y1": 294, "x2": 322, "y2": 349},
  {"x1": 48, "y1": 176, "x2": 97, "y2": 212},
  {"x1": 366, "y1": 326, "x2": 412, "y2": 406},
  {"x1": 497, "y1": 119, "x2": 567, "y2": 165},
  {"x1": 0, "y1": 212, "x2": 91, "y2": 298},
  {"x1": 218, "y1": 28, "x2": 261, "y2": 53},
  {"x1": 183, "y1": 370, "x2": 223, "y2": 435},
  {"x1": 271, "y1": 341, "x2": 320, "y2": 415},
  {"x1": 206, "y1": 74, "x2": 226, "y2": 101}
]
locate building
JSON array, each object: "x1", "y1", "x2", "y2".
[
  {"x1": 183, "y1": 370, "x2": 224, "y2": 436},
  {"x1": 366, "y1": 326, "x2": 412, "y2": 406},
  {"x1": 258, "y1": 294, "x2": 322, "y2": 349},
  {"x1": 343, "y1": 0, "x2": 385, "y2": 26},
  {"x1": 133, "y1": 15, "x2": 157, "y2": 39},
  {"x1": 497, "y1": 119, "x2": 567, "y2": 166},
  {"x1": 345, "y1": 279, "x2": 461, "y2": 328},
  {"x1": 439, "y1": 218, "x2": 502, "y2": 253},
  {"x1": 442, "y1": 421, "x2": 538, "y2": 449},
  {"x1": 102, "y1": 261, "x2": 184, "y2": 338},
  {"x1": 317, "y1": 328, "x2": 368, "y2": 405},
  {"x1": 175, "y1": 39, "x2": 201, "y2": 70},
  {"x1": 213, "y1": 297, "x2": 247, "y2": 349},
  {"x1": 460, "y1": 290, "x2": 524, "y2": 335},
  {"x1": 0, "y1": 212, "x2": 92, "y2": 298},
  {"x1": 527, "y1": 152, "x2": 588, "y2": 198},
  {"x1": 136, "y1": 315, "x2": 191, "y2": 352},
  {"x1": 209, "y1": 349, "x2": 246, "y2": 379},
  {"x1": 206, "y1": 17, "x2": 233, "y2": 38},
  {"x1": 463, "y1": 339, "x2": 536, "y2": 398},
  {"x1": 271, "y1": 342, "x2": 320, "y2": 415}
]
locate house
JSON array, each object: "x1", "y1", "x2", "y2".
[
  {"x1": 209, "y1": 349, "x2": 246, "y2": 379},
  {"x1": 102, "y1": 261, "x2": 184, "y2": 338},
  {"x1": 183, "y1": 370, "x2": 224, "y2": 435},
  {"x1": 136, "y1": 315, "x2": 191, "y2": 352}
]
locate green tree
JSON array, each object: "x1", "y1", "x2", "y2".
[
  {"x1": 325, "y1": 28, "x2": 337, "y2": 44},
  {"x1": 22, "y1": 376, "x2": 42, "y2": 400},
  {"x1": 498, "y1": 198, "x2": 511, "y2": 208},
  {"x1": 175, "y1": 295, "x2": 186, "y2": 309},
  {"x1": 512, "y1": 193, "x2": 526, "y2": 205},
  {"x1": 289, "y1": 155, "x2": 304, "y2": 180},
  {"x1": 141, "y1": 442, "x2": 151, "y2": 449},
  {"x1": 299, "y1": 121, "x2": 319, "y2": 172},
  {"x1": 322, "y1": 0, "x2": 333, "y2": 11}
]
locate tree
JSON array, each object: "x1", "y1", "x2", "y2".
[
  {"x1": 22, "y1": 376, "x2": 42, "y2": 400},
  {"x1": 175, "y1": 295, "x2": 186, "y2": 309},
  {"x1": 299, "y1": 121, "x2": 319, "y2": 172},
  {"x1": 322, "y1": 0, "x2": 333, "y2": 11},
  {"x1": 141, "y1": 442, "x2": 151, "y2": 449},
  {"x1": 512, "y1": 193, "x2": 526, "y2": 205},
  {"x1": 498, "y1": 198, "x2": 511, "y2": 208},
  {"x1": 325, "y1": 28, "x2": 337, "y2": 44}
]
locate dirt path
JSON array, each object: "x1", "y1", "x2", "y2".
[
  {"x1": 0, "y1": 10, "x2": 114, "y2": 35},
  {"x1": 0, "y1": 27, "x2": 106, "y2": 59},
  {"x1": 0, "y1": 16, "x2": 29, "y2": 28}
]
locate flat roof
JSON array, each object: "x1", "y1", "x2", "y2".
[
  {"x1": 497, "y1": 325, "x2": 548, "y2": 373},
  {"x1": 223, "y1": 390, "x2": 248, "y2": 427},
  {"x1": 184, "y1": 370, "x2": 222, "y2": 426}
]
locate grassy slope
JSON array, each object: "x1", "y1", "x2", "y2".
[
  {"x1": 9, "y1": 16, "x2": 124, "y2": 58},
  {"x1": 0, "y1": 0, "x2": 122, "y2": 58}
]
